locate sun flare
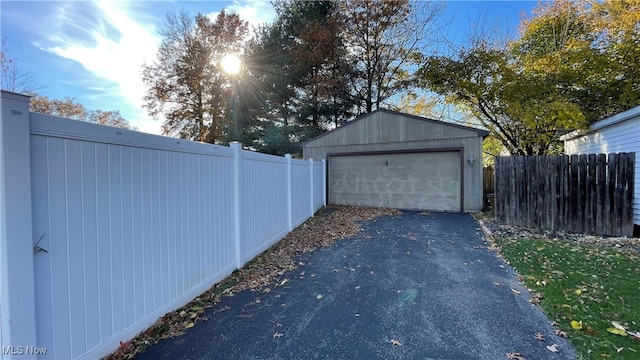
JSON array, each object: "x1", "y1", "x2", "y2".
[{"x1": 220, "y1": 53, "x2": 241, "y2": 75}]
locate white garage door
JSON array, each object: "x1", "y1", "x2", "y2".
[{"x1": 329, "y1": 151, "x2": 461, "y2": 211}]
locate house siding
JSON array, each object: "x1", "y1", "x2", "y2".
[{"x1": 564, "y1": 106, "x2": 640, "y2": 226}]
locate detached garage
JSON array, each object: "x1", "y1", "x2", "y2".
[{"x1": 303, "y1": 109, "x2": 488, "y2": 212}]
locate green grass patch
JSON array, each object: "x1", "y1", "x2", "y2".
[{"x1": 493, "y1": 236, "x2": 640, "y2": 359}]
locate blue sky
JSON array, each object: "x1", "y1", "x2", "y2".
[{"x1": 0, "y1": 1, "x2": 541, "y2": 135}]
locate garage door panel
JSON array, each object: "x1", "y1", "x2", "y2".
[
  {"x1": 329, "y1": 152, "x2": 461, "y2": 211},
  {"x1": 331, "y1": 192, "x2": 388, "y2": 207}
]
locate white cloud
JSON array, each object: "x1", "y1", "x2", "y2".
[
  {"x1": 41, "y1": 0, "x2": 276, "y2": 135},
  {"x1": 210, "y1": 0, "x2": 276, "y2": 29},
  {"x1": 45, "y1": 0, "x2": 162, "y2": 133}
]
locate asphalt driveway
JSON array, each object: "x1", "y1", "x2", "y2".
[{"x1": 135, "y1": 211, "x2": 576, "y2": 360}]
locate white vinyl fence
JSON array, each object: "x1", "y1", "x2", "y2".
[{"x1": 0, "y1": 91, "x2": 325, "y2": 360}]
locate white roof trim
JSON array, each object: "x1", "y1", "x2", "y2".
[{"x1": 561, "y1": 105, "x2": 640, "y2": 141}]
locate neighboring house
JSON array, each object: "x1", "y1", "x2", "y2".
[
  {"x1": 302, "y1": 109, "x2": 488, "y2": 212},
  {"x1": 562, "y1": 105, "x2": 640, "y2": 228}
]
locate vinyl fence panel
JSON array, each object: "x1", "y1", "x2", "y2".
[
  {"x1": 0, "y1": 91, "x2": 325, "y2": 360},
  {"x1": 291, "y1": 159, "x2": 312, "y2": 227},
  {"x1": 239, "y1": 151, "x2": 289, "y2": 263}
]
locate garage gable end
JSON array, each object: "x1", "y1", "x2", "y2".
[{"x1": 303, "y1": 109, "x2": 487, "y2": 148}]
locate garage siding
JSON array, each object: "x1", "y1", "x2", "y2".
[
  {"x1": 330, "y1": 152, "x2": 461, "y2": 211},
  {"x1": 303, "y1": 110, "x2": 486, "y2": 211}
]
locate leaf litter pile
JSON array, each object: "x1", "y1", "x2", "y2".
[
  {"x1": 476, "y1": 213, "x2": 640, "y2": 360},
  {"x1": 106, "y1": 205, "x2": 400, "y2": 360}
]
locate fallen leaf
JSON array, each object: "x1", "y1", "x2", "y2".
[
  {"x1": 628, "y1": 331, "x2": 640, "y2": 340},
  {"x1": 553, "y1": 329, "x2": 568, "y2": 338},
  {"x1": 511, "y1": 288, "x2": 521, "y2": 295},
  {"x1": 546, "y1": 344, "x2": 559, "y2": 352},
  {"x1": 506, "y1": 352, "x2": 525, "y2": 360},
  {"x1": 585, "y1": 326, "x2": 598, "y2": 336},
  {"x1": 533, "y1": 333, "x2": 545, "y2": 341},
  {"x1": 574, "y1": 289, "x2": 582, "y2": 295},
  {"x1": 571, "y1": 320, "x2": 583, "y2": 330},
  {"x1": 611, "y1": 321, "x2": 626, "y2": 331},
  {"x1": 390, "y1": 339, "x2": 402, "y2": 346},
  {"x1": 606, "y1": 327, "x2": 627, "y2": 336}
]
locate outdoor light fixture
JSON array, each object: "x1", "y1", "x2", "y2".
[{"x1": 468, "y1": 154, "x2": 475, "y2": 166}]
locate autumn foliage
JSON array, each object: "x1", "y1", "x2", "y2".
[{"x1": 419, "y1": 0, "x2": 640, "y2": 156}]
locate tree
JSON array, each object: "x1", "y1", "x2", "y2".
[
  {"x1": 286, "y1": 1, "x2": 357, "y2": 129},
  {"x1": 241, "y1": 0, "x2": 356, "y2": 154},
  {"x1": 142, "y1": 10, "x2": 249, "y2": 143},
  {"x1": 1, "y1": 38, "x2": 41, "y2": 93},
  {"x1": 88, "y1": 110, "x2": 135, "y2": 130},
  {"x1": 339, "y1": 0, "x2": 443, "y2": 113},
  {"x1": 512, "y1": 0, "x2": 640, "y2": 122},
  {"x1": 418, "y1": 0, "x2": 638, "y2": 156},
  {"x1": 29, "y1": 94, "x2": 87, "y2": 120},
  {"x1": 419, "y1": 45, "x2": 586, "y2": 156},
  {"x1": 29, "y1": 94, "x2": 136, "y2": 130},
  {"x1": 391, "y1": 92, "x2": 439, "y2": 119}
]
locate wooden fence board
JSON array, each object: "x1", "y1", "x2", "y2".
[
  {"x1": 495, "y1": 153, "x2": 635, "y2": 237},
  {"x1": 596, "y1": 154, "x2": 606, "y2": 234},
  {"x1": 483, "y1": 167, "x2": 494, "y2": 195},
  {"x1": 586, "y1": 154, "x2": 596, "y2": 234},
  {"x1": 607, "y1": 153, "x2": 617, "y2": 235}
]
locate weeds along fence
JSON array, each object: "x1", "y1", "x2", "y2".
[
  {"x1": 0, "y1": 91, "x2": 326, "y2": 360},
  {"x1": 494, "y1": 153, "x2": 635, "y2": 237}
]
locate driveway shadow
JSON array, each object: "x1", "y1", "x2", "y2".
[{"x1": 135, "y1": 211, "x2": 575, "y2": 360}]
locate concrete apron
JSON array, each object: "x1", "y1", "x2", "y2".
[{"x1": 136, "y1": 211, "x2": 576, "y2": 360}]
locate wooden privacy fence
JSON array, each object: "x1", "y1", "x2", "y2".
[
  {"x1": 494, "y1": 153, "x2": 635, "y2": 237},
  {"x1": 483, "y1": 166, "x2": 494, "y2": 194}
]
